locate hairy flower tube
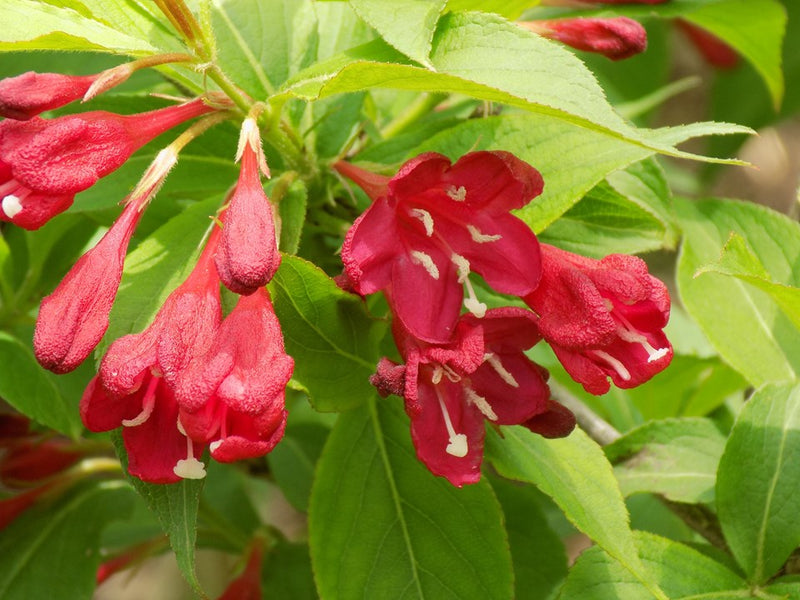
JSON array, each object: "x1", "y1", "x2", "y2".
[
  {"x1": 524, "y1": 244, "x2": 673, "y2": 395},
  {"x1": 372, "y1": 308, "x2": 554, "y2": 487},
  {"x1": 521, "y1": 17, "x2": 647, "y2": 61},
  {"x1": 174, "y1": 288, "x2": 294, "y2": 464},
  {"x1": 0, "y1": 71, "x2": 98, "y2": 120},
  {"x1": 214, "y1": 118, "x2": 281, "y2": 295},
  {"x1": 0, "y1": 97, "x2": 212, "y2": 229},
  {"x1": 338, "y1": 151, "x2": 543, "y2": 343},
  {"x1": 80, "y1": 226, "x2": 223, "y2": 483}
]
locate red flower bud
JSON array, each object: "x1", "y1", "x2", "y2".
[
  {"x1": 677, "y1": 20, "x2": 739, "y2": 69},
  {"x1": 522, "y1": 17, "x2": 647, "y2": 61},
  {"x1": 0, "y1": 72, "x2": 96, "y2": 120},
  {"x1": 215, "y1": 119, "x2": 280, "y2": 295},
  {"x1": 0, "y1": 439, "x2": 81, "y2": 488}
]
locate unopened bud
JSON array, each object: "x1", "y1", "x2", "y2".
[{"x1": 522, "y1": 17, "x2": 647, "y2": 61}]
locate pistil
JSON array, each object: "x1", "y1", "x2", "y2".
[{"x1": 435, "y1": 385, "x2": 468, "y2": 457}]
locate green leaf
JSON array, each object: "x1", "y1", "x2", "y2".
[
  {"x1": 698, "y1": 231, "x2": 800, "y2": 332},
  {"x1": 315, "y1": 1, "x2": 375, "y2": 62},
  {"x1": 268, "y1": 422, "x2": 329, "y2": 512},
  {"x1": 0, "y1": 332, "x2": 81, "y2": 438},
  {"x1": 276, "y1": 178, "x2": 308, "y2": 255},
  {"x1": 309, "y1": 399, "x2": 513, "y2": 600},
  {"x1": 268, "y1": 255, "x2": 386, "y2": 412},
  {"x1": 210, "y1": 0, "x2": 319, "y2": 98},
  {"x1": 348, "y1": 0, "x2": 446, "y2": 67},
  {"x1": 0, "y1": 481, "x2": 135, "y2": 600},
  {"x1": 280, "y1": 13, "x2": 752, "y2": 163},
  {"x1": 262, "y1": 541, "x2": 317, "y2": 600},
  {"x1": 410, "y1": 113, "x2": 708, "y2": 234},
  {"x1": 491, "y1": 476, "x2": 568, "y2": 600},
  {"x1": 683, "y1": 0, "x2": 787, "y2": 109},
  {"x1": 676, "y1": 196, "x2": 800, "y2": 386},
  {"x1": 444, "y1": 0, "x2": 535, "y2": 19},
  {"x1": 0, "y1": 0, "x2": 161, "y2": 54},
  {"x1": 102, "y1": 197, "x2": 220, "y2": 355},
  {"x1": 559, "y1": 531, "x2": 746, "y2": 600},
  {"x1": 605, "y1": 418, "x2": 726, "y2": 504},
  {"x1": 486, "y1": 426, "x2": 667, "y2": 600},
  {"x1": 716, "y1": 382, "x2": 800, "y2": 584},
  {"x1": 113, "y1": 432, "x2": 206, "y2": 596}
]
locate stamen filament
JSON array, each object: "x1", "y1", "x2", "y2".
[
  {"x1": 121, "y1": 376, "x2": 160, "y2": 427},
  {"x1": 613, "y1": 311, "x2": 669, "y2": 363},
  {"x1": 592, "y1": 350, "x2": 631, "y2": 381},
  {"x1": 464, "y1": 387, "x2": 498, "y2": 421},
  {"x1": 484, "y1": 353, "x2": 519, "y2": 387},
  {"x1": 451, "y1": 253, "x2": 487, "y2": 318},
  {"x1": 409, "y1": 208, "x2": 435, "y2": 237},
  {"x1": 434, "y1": 385, "x2": 468, "y2": 457}
]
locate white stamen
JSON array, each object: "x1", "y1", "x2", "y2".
[
  {"x1": 467, "y1": 224, "x2": 501, "y2": 244},
  {"x1": 209, "y1": 440, "x2": 223, "y2": 453},
  {"x1": 435, "y1": 387, "x2": 468, "y2": 458},
  {"x1": 446, "y1": 185, "x2": 467, "y2": 201},
  {"x1": 2, "y1": 195, "x2": 23, "y2": 219},
  {"x1": 612, "y1": 310, "x2": 670, "y2": 364},
  {"x1": 431, "y1": 364, "x2": 461, "y2": 384},
  {"x1": 452, "y1": 253, "x2": 487, "y2": 318},
  {"x1": 592, "y1": 350, "x2": 631, "y2": 381},
  {"x1": 484, "y1": 353, "x2": 519, "y2": 388},
  {"x1": 410, "y1": 208, "x2": 435, "y2": 237},
  {"x1": 173, "y1": 428, "x2": 206, "y2": 479},
  {"x1": 410, "y1": 250, "x2": 440, "y2": 280},
  {"x1": 464, "y1": 387, "x2": 498, "y2": 421},
  {"x1": 121, "y1": 377, "x2": 159, "y2": 427}
]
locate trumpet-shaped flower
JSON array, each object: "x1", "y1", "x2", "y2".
[{"x1": 338, "y1": 151, "x2": 543, "y2": 343}]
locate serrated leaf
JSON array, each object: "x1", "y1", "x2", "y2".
[
  {"x1": 698, "y1": 231, "x2": 800, "y2": 332},
  {"x1": 605, "y1": 418, "x2": 726, "y2": 504},
  {"x1": 676, "y1": 196, "x2": 800, "y2": 386},
  {"x1": 0, "y1": 481, "x2": 135, "y2": 600},
  {"x1": 558, "y1": 531, "x2": 746, "y2": 600},
  {"x1": 716, "y1": 382, "x2": 800, "y2": 584},
  {"x1": 683, "y1": 0, "x2": 786, "y2": 109},
  {"x1": 0, "y1": 332, "x2": 81, "y2": 438},
  {"x1": 210, "y1": 0, "x2": 319, "y2": 99},
  {"x1": 310, "y1": 399, "x2": 513, "y2": 600},
  {"x1": 349, "y1": 0, "x2": 446, "y2": 67},
  {"x1": 268, "y1": 255, "x2": 386, "y2": 412},
  {"x1": 486, "y1": 426, "x2": 666, "y2": 600},
  {"x1": 0, "y1": 0, "x2": 160, "y2": 54},
  {"x1": 280, "y1": 12, "x2": 752, "y2": 164},
  {"x1": 112, "y1": 432, "x2": 206, "y2": 596}
]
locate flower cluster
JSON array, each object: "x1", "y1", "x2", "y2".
[
  {"x1": 339, "y1": 152, "x2": 672, "y2": 486},
  {"x1": 1, "y1": 65, "x2": 293, "y2": 483}
]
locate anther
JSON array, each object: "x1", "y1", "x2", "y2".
[
  {"x1": 410, "y1": 250, "x2": 440, "y2": 279},
  {"x1": 464, "y1": 387, "x2": 498, "y2": 421},
  {"x1": 467, "y1": 224, "x2": 501, "y2": 243},
  {"x1": 484, "y1": 353, "x2": 519, "y2": 387},
  {"x1": 446, "y1": 185, "x2": 467, "y2": 201},
  {"x1": 409, "y1": 208, "x2": 435, "y2": 237},
  {"x1": 451, "y1": 253, "x2": 487, "y2": 318},
  {"x1": 1, "y1": 195, "x2": 23, "y2": 219},
  {"x1": 173, "y1": 420, "x2": 207, "y2": 480}
]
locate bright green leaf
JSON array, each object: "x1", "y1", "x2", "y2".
[
  {"x1": 276, "y1": 178, "x2": 308, "y2": 255},
  {"x1": 262, "y1": 541, "x2": 317, "y2": 600},
  {"x1": 0, "y1": 481, "x2": 135, "y2": 600},
  {"x1": 269, "y1": 256, "x2": 386, "y2": 412},
  {"x1": 0, "y1": 332, "x2": 81, "y2": 438},
  {"x1": 559, "y1": 531, "x2": 746, "y2": 600},
  {"x1": 268, "y1": 422, "x2": 329, "y2": 512},
  {"x1": 348, "y1": 0, "x2": 446, "y2": 67},
  {"x1": 486, "y1": 426, "x2": 667, "y2": 600},
  {"x1": 676, "y1": 196, "x2": 800, "y2": 386},
  {"x1": 605, "y1": 418, "x2": 726, "y2": 504},
  {"x1": 445, "y1": 0, "x2": 536, "y2": 19},
  {"x1": 310, "y1": 399, "x2": 513, "y2": 600},
  {"x1": 716, "y1": 382, "x2": 800, "y2": 584}
]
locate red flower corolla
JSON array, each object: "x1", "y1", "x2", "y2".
[
  {"x1": 0, "y1": 97, "x2": 212, "y2": 229},
  {"x1": 218, "y1": 539, "x2": 265, "y2": 600},
  {"x1": 338, "y1": 152, "x2": 543, "y2": 343},
  {"x1": 215, "y1": 118, "x2": 280, "y2": 295},
  {"x1": 524, "y1": 244, "x2": 672, "y2": 395},
  {"x1": 0, "y1": 71, "x2": 96, "y2": 120},
  {"x1": 33, "y1": 197, "x2": 145, "y2": 374},
  {"x1": 80, "y1": 226, "x2": 222, "y2": 483},
  {"x1": 174, "y1": 288, "x2": 294, "y2": 464},
  {"x1": 677, "y1": 21, "x2": 739, "y2": 69},
  {"x1": 373, "y1": 308, "x2": 553, "y2": 487},
  {"x1": 522, "y1": 17, "x2": 647, "y2": 61}
]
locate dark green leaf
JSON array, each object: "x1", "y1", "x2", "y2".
[{"x1": 268, "y1": 422, "x2": 329, "y2": 512}]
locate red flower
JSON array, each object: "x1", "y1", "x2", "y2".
[
  {"x1": 33, "y1": 197, "x2": 145, "y2": 374},
  {"x1": 174, "y1": 288, "x2": 294, "y2": 463},
  {"x1": 338, "y1": 152, "x2": 543, "y2": 343},
  {"x1": 0, "y1": 71, "x2": 97, "y2": 120},
  {"x1": 80, "y1": 226, "x2": 222, "y2": 483},
  {"x1": 524, "y1": 244, "x2": 673, "y2": 395},
  {"x1": 218, "y1": 539, "x2": 265, "y2": 600},
  {"x1": 373, "y1": 308, "x2": 552, "y2": 487},
  {"x1": 522, "y1": 17, "x2": 647, "y2": 61},
  {"x1": 677, "y1": 21, "x2": 739, "y2": 69},
  {"x1": 0, "y1": 98, "x2": 212, "y2": 229},
  {"x1": 215, "y1": 118, "x2": 280, "y2": 295}
]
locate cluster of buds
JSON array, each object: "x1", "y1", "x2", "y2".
[
  {"x1": 337, "y1": 152, "x2": 673, "y2": 486},
  {"x1": 0, "y1": 63, "x2": 294, "y2": 484}
]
